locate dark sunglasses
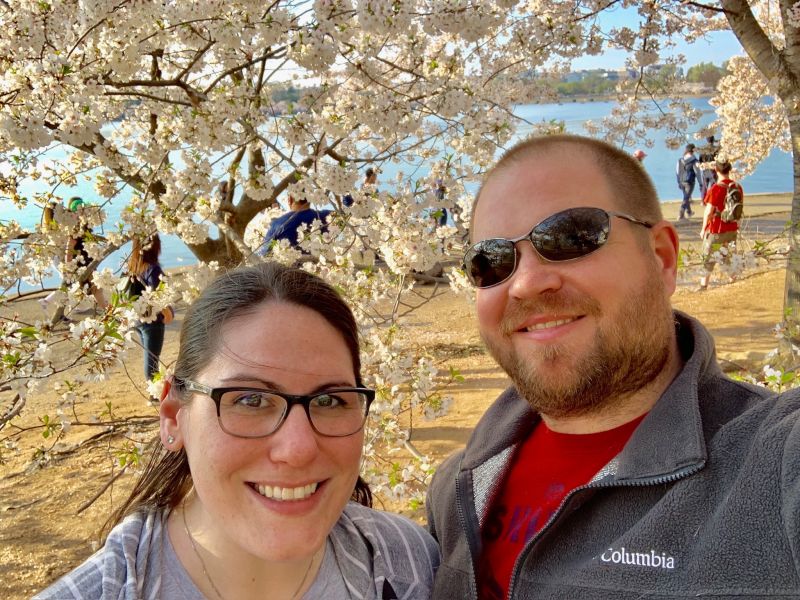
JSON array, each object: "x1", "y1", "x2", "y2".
[{"x1": 463, "y1": 206, "x2": 653, "y2": 288}]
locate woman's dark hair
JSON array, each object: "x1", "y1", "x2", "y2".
[
  {"x1": 104, "y1": 262, "x2": 371, "y2": 535},
  {"x1": 128, "y1": 234, "x2": 162, "y2": 276}
]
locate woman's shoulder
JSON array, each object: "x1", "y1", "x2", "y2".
[
  {"x1": 334, "y1": 502, "x2": 440, "y2": 594},
  {"x1": 33, "y1": 508, "x2": 167, "y2": 599}
]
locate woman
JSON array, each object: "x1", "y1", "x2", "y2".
[
  {"x1": 127, "y1": 233, "x2": 172, "y2": 388},
  {"x1": 37, "y1": 262, "x2": 440, "y2": 599}
]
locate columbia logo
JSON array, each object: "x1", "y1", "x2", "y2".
[{"x1": 600, "y1": 547, "x2": 676, "y2": 570}]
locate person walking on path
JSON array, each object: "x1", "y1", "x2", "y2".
[
  {"x1": 676, "y1": 143, "x2": 700, "y2": 219},
  {"x1": 699, "y1": 160, "x2": 743, "y2": 290},
  {"x1": 126, "y1": 234, "x2": 173, "y2": 399},
  {"x1": 427, "y1": 133, "x2": 800, "y2": 599},
  {"x1": 698, "y1": 135, "x2": 720, "y2": 198}
]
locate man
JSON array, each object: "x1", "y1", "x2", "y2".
[
  {"x1": 699, "y1": 160, "x2": 742, "y2": 290},
  {"x1": 675, "y1": 143, "x2": 700, "y2": 219},
  {"x1": 256, "y1": 195, "x2": 331, "y2": 255},
  {"x1": 698, "y1": 135, "x2": 720, "y2": 198},
  {"x1": 342, "y1": 166, "x2": 378, "y2": 207},
  {"x1": 426, "y1": 134, "x2": 800, "y2": 599}
]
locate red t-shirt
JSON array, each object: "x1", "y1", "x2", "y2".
[
  {"x1": 703, "y1": 178, "x2": 741, "y2": 235},
  {"x1": 477, "y1": 414, "x2": 647, "y2": 600}
]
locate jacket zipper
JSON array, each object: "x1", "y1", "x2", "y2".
[
  {"x1": 455, "y1": 468, "x2": 480, "y2": 599},
  {"x1": 505, "y1": 463, "x2": 704, "y2": 600}
]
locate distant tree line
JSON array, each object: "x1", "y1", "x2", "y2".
[{"x1": 553, "y1": 62, "x2": 728, "y2": 98}]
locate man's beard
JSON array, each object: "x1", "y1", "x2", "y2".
[{"x1": 482, "y1": 267, "x2": 675, "y2": 419}]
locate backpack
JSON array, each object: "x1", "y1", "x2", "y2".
[
  {"x1": 718, "y1": 181, "x2": 744, "y2": 223},
  {"x1": 116, "y1": 273, "x2": 145, "y2": 300},
  {"x1": 679, "y1": 156, "x2": 696, "y2": 184}
]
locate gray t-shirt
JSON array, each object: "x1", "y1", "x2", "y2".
[
  {"x1": 35, "y1": 503, "x2": 439, "y2": 599},
  {"x1": 160, "y1": 530, "x2": 348, "y2": 599}
]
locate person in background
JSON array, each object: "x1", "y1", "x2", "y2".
[
  {"x1": 64, "y1": 196, "x2": 107, "y2": 312},
  {"x1": 342, "y1": 167, "x2": 378, "y2": 208},
  {"x1": 36, "y1": 262, "x2": 439, "y2": 600},
  {"x1": 38, "y1": 201, "x2": 62, "y2": 311},
  {"x1": 675, "y1": 143, "x2": 700, "y2": 219},
  {"x1": 632, "y1": 149, "x2": 647, "y2": 162},
  {"x1": 427, "y1": 133, "x2": 800, "y2": 599},
  {"x1": 698, "y1": 135, "x2": 720, "y2": 198},
  {"x1": 699, "y1": 160, "x2": 743, "y2": 290},
  {"x1": 127, "y1": 233, "x2": 173, "y2": 399},
  {"x1": 257, "y1": 196, "x2": 332, "y2": 256}
]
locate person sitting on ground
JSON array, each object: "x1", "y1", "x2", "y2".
[
  {"x1": 699, "y1": 160, "x2": 743, "y2": 290},
  {"x1": 36, "y1": 262, "x2": 440, "y2": 600},
  {"x1": 257, "y1": 196, "x2": 332, "y2": 256},
  {"x1": 342, "y1": 167, "x2": 378, "y2": 208}
]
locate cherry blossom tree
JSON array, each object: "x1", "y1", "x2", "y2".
[{"x1": 1, "y1": 0, "x2": 798, "y2": 505}]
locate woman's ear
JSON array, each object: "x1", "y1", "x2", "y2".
[{"x1": 160, "y1": 377, "x2": 183, "y2": 450}]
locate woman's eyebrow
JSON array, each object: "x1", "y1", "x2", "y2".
[{"x1": 215, "y1": 376, "x2": 356, "y2": 393}]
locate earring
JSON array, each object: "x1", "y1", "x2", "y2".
[{"x1": 166, "y1": 435, "x2": 175, "y2": 445}]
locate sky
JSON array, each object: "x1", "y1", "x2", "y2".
[
  {"x1": 572, "y1": 30, "x2": 744, "y2": 70},
  {"x1": 570, "y1": 4, "x2": 745, "y2": 71}
]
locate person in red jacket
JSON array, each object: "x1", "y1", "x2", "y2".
[{"x1": 699, "y1": 160, "x2": 742, "y2": 290}]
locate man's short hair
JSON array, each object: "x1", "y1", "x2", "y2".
[
  {"x1": 686, "y1": 143, "x2": 695, "y2": 152},
  {"x1": 715, "y1": 160, "x2": 732, "y2": 175},
  {"x1": 472, "y1": 134, "x2": 662, "y2": 237}
]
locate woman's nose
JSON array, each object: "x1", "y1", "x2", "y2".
[{"x1": 267, "y1": 405, "x2": 320, "y2": 465}]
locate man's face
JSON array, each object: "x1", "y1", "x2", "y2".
[{"x1": 472, "y1": 149, "x2": 677, "y2": 418}]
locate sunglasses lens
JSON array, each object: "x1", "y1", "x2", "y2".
[
  {"x1": 464, "y1": 239, "x2": 517, "y2": 288},
  {"x1": 532, "y1": 207, "x2": 610, "y2": 261}
]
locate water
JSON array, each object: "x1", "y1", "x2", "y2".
[
  {"x1": 513, "y1": 97, "x2": 793, "y2": 199},
  {"x1": 2, "y1": 97, "x2": 793, "y2": 282}
]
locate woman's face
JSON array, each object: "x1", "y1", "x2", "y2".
[{"x1": 164, "y1": 301, "x2": 363, "y2": 562}]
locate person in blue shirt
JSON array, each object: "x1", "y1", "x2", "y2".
[
  {"x1": 257, "y1": 196, "x2": 332, "y2": 256},
  {"x1": 675, "y1": 144, "x2": 700, "y2": 220}
]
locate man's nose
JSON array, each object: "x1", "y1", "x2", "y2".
[{"x1": 506, "y1": 241, "x2": 564, "y2": 300}]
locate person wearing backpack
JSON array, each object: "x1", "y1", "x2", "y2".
[
  {"x1": 676, "y1": 143, "x2": 701, "y2": 220},
  {"x1": 699, "y1": 160, "x2": 743, "y2": 290}
]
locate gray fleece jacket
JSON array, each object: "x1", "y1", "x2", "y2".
[{"x1": 426, "y1": 312, "x2": 800, "y2": 599}]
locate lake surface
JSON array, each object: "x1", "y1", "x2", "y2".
[{"x1": 2, "y1": 97, "x2": 793, "y2": 279}]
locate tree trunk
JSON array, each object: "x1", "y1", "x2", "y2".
[{"x1": 783, "y1": 112, "x2": 800, "y2": 347}]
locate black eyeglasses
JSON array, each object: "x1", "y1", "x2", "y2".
[
  {"x1": 463, "y1": 207, "x2": 653, "y2": 288},
  {"x1": 176, "y1": 379, "x2": 375, "y2": 438}
]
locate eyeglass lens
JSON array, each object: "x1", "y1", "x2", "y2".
[
  {"x1": 218, "y1": 389, "x2": 370, "y2": 437},
  {"x1": 464, "y1": 207, "x2": 611, "y2": 288}
]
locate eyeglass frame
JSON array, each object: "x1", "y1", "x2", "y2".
[
  {"x1": 463, "y1": 207, "x2": 654, "y2": 289},
  {"x1": 175, "y1": 378, "x2": 375, "y2": 438}
]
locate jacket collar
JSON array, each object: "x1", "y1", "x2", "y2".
[{"x1": 460, "y1": 311, "x2": 716, "y2": 482}]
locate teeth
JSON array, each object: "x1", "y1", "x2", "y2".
[
  {"x1": 526, "y1": 318, "x2": 575, "y2": 331},
  {"x1": 255, "y1": 482, "x2": 318, "y2": 501}
]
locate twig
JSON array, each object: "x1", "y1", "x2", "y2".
[{"x1": 76, "y1": 464, "x2": 128, "y2": 514}]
